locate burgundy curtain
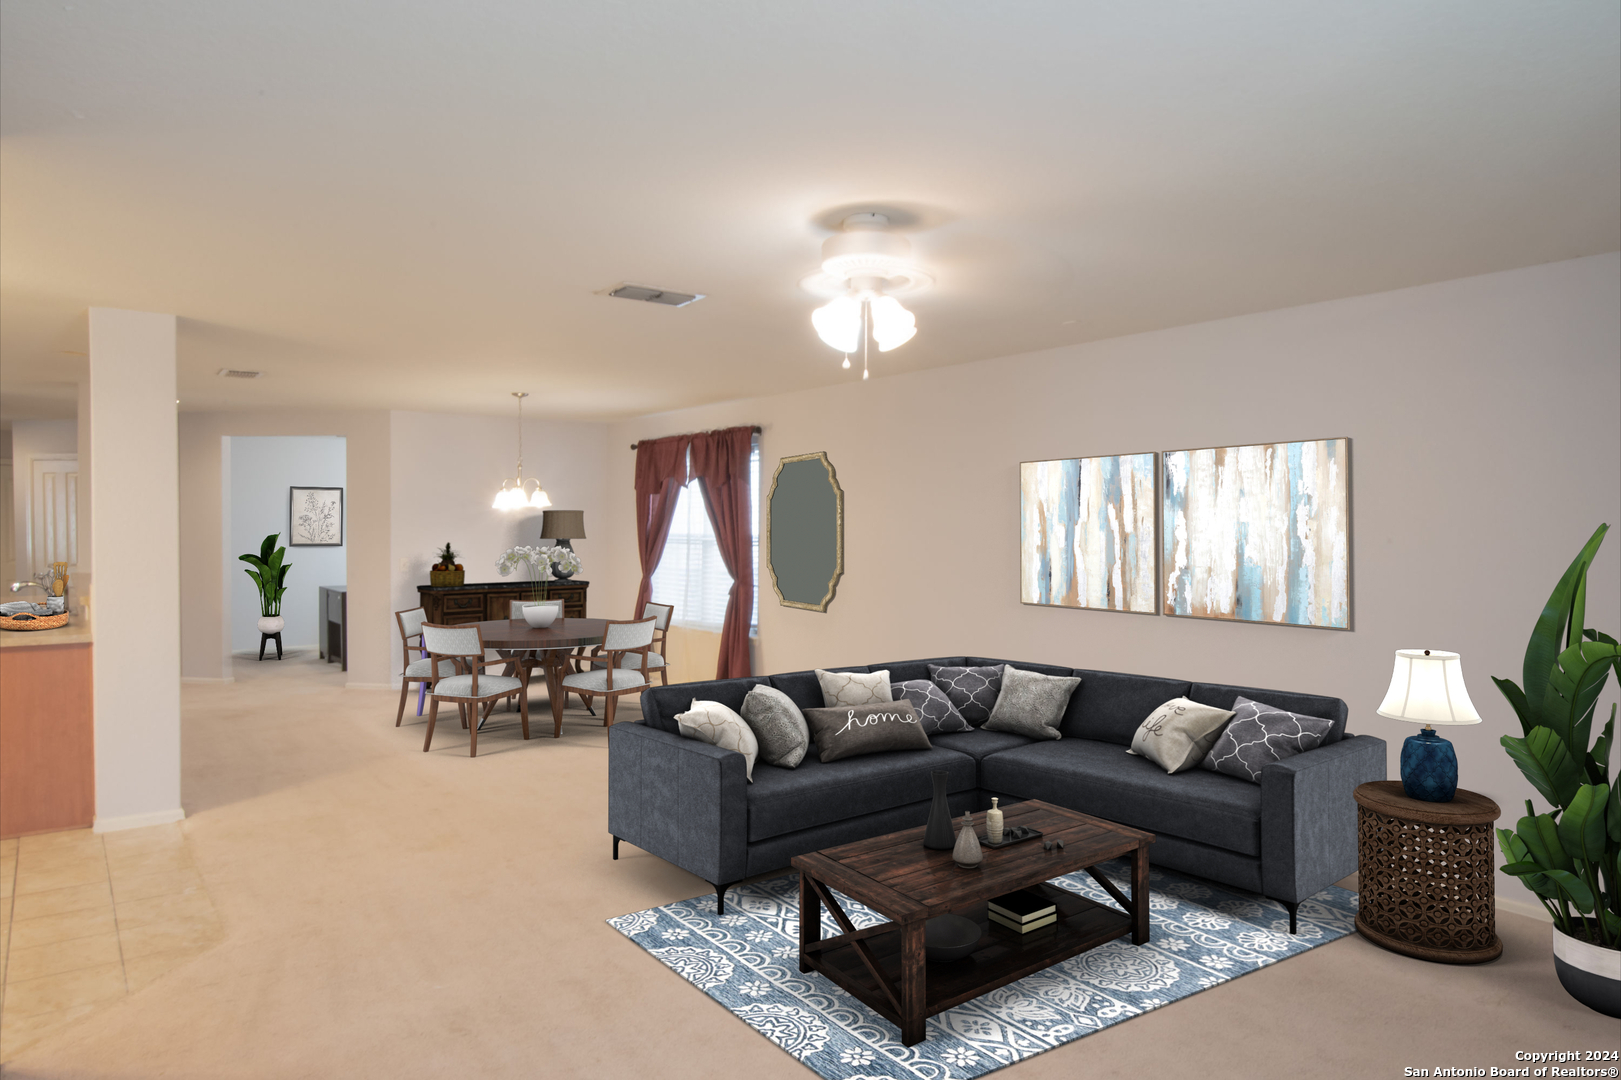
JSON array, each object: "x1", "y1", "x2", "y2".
[
  {"x1": 633, "y1": 434, "x2": 692, "y2": 617},
  {"x1": 689, "y1": 426, "x2": 755, "y2": 679}
]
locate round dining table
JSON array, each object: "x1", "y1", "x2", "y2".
[{"x1": 474, "y1": 618, "x2": 607, "y2": 737}]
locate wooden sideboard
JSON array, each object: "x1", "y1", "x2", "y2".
[
  {"x1": 319, "y1": 585, "x2": 347, "y2": 670},
  {"x1": 417, "y1": 580, "x2": 589, "y2": 625}
]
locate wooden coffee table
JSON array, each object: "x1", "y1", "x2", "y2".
[{"x1": 792, "y1": 799, "x2": 1153, "y2": 1046}]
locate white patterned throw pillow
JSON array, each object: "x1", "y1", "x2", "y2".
[
  {"x1": 815, "y1": 669, "x2": 893, "y2": 708},
  {"x1": 1127, "y1": 697, "x2": 1235, "y2": 773},
  {"x1": 676, "y1": 699, "x2": 760, "y2": 782}
]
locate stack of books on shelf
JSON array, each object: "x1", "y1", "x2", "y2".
[{"x1": 988, "y1": 889, "x2": 1058, "y2": 934}]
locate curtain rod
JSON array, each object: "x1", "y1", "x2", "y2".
[{"x1": 630, "y1": 425, "x2": 761, "y2": 451}]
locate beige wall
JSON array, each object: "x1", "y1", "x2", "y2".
[
  {"x1": 89, "y1": 308, "x2": 183, "y2": 830},
  {"x1": 387, "y1": 411, "x2": 608, "y2": 681},
  {"x1": 179, "y1": 410, "x2": 392, "y2": 686},
  {"x1": 603, "y1": 253, "x2": 1621, "y2": 897}
]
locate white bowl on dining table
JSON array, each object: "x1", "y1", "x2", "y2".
[{"x1": 520, "y1": 603, "x2": 560, "y2": 628}]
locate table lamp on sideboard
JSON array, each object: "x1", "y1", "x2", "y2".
[
  {"x1": 539, "y1": 510, "x2": 586, "y2": 551},
  {"x1": 1376, "y1": 649, "x2": 1482, "y2": 803}
]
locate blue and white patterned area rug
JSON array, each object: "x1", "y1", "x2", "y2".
[{"x1": 609, "y1": 860, "x2": 1357, "y2": 1080}]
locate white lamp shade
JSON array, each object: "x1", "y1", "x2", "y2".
[
  {"x1": 812, "y1": 296, "x2": 861, "y2": 353},
  {"x1": 1376, "y1": 649, "x2": 1482, "y2": 726},
  {"x1": 528, "y1": 487, "x2": 551, "y2": 509},
  {"x1": 868, "y1": 295, "x2": 917, "y2": 351}
]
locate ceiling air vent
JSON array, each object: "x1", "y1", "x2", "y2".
[
  {"x1": 606, "y1": 283, "x2": 704, "y2": 307},
  {"x1": 217, "y1": 368, "x2": 262, "y2": 379}
]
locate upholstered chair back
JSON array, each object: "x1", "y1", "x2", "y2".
[
  {"x1": 509, "y1": 599, "x2": 566, "y2": 619},
  {"x1": 422, "y1": 624, "x2": 483, "y2": 658},
  {"x1": 603, "y1": 617, "x2": 657, "y2": 653},
  {"x1": 398, "y1": 607, "x2": 427, "y2": 640},
  {"x1": 642, "y1": 602, "x2": 674, "y2": 631}
]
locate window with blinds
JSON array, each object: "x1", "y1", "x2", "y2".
[{"x1": 649, "y1": 439, "x2": 760, "y2": 633}]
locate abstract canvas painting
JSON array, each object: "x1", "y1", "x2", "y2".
[
  {"x1": 1020, "y1": 454, "x2": 1157, "y2": 613},
  {"x1": 1162, "y1": 439, "x2": 1349, "y2": 628}
]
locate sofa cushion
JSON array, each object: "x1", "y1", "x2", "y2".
[
  {"x1": 983, "y1": 665, "x2": 1082, "y2": 740},
  {"x1": 892, "y1": 679, "x2": 972, "y2": 735},
  {"x1": 770, "y1": 667, "x2": 867, "y2": 712},
  {"x1": 1200, "y1": 695, "x2": 1335, "y2": 782},
  {"x1": 1061, "y1": 670, "x2": 1193, "y2": 745},
  {"x1": 1189, "y1": 682, "x2": 1349, "y2": 744},
  {"x1": 869, "y1": 657, "x2": 969, "y2": 684},
  {"x1": 928, "y1": 664, "x2": 1004, "y2": 725},
  {"x1": 641, "y1": 677, "x2": 770, "y2": 733},
  {"x1": 928, "y1": 728, "x2": 1034, "y2": 763},
  {"x1": 981, "y1": 739, "x2": 1263, "y2": 856},
  {"x1": 740, "y1": 685, "x2": 811, "y2": 769},
  {"x1": 817, "y1": 668, "x2": 894, "y2": 707},
  {"x1": 676, "y1": 700, "x2": 759, "y2": 782},
  {"x1": 803, "y1": 701, "x2": 931, "y2": 763},
  {"x1": 1128, "y1": 697, "x2": 1235, "y2": 773},
  {"x1": 746, "y1": 745, "x2": 977, "y2": 843}
]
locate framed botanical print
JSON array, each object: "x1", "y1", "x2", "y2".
[{"x1": 289, "y1": 487, "x2": 344, "y2": 547}]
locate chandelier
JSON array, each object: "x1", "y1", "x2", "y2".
[
  {"x1": 492, "y1": 392, "x2": 552, "y2": 510},
  {"x1": 802, "y1": 213, "x2": 932, "y2": 379}
]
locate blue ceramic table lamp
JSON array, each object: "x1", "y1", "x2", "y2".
[{"x1": 1376, "y1": 649, "x2": 1482, "y2": 802}]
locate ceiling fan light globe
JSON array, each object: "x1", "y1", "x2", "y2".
[
  {"x1": 812, "y1": 296, "x2": 861, "y2": 353},
  {"x1": 868, "y1": 295, "x2": 917, "y2": 351}
]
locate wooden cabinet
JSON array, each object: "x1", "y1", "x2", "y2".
[
  {"x1": 417, "y1": 580, "x2": 588, "y2": 625},
  {"x1": 319, "y1": 586, "x2": 347, "y2": 670},
  {"x1": 1, "y1": 642, "x2": 94, "y2": 838}
]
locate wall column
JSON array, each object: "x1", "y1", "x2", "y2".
[{"x1": 89, "y1": 307, "x2": 183, "y2": 831}]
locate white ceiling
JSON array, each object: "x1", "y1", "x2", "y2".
[{"x1": 2, "y1": 1, "x2": 1617, "y2": 422}]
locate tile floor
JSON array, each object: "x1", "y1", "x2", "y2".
[{"x1": 0, "y1": 823, "x2": 223, "y2": 1060}]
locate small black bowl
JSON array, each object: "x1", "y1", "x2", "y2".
[{"x1": 924, "y1": 914, "x2": 982, "y2": 963}]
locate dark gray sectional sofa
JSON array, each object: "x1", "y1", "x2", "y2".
[{"x1": 607, "y1": 656, "x2": 1386, "y2": 931}]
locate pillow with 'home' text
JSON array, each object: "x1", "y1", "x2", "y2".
[{"x1": 802, "y1": 701, "x2": 931, "y2": 763}]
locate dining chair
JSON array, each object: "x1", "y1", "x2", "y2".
[
  {"x1": 557, "y1": 616, "x2": 657, "y2": 729},
  {"x1": 585, "y1": 602, "x2": 674, "y2": 687},
  {"x1": 421, "y1": 623, "x2": 529, "y2": 756},
  {"x1": 396, "y1": 608, "x2": 504, "y2": 725}
]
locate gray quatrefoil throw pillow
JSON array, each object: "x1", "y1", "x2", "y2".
[
  {"x1": 891, "y1": 680, "x2": 972, "y2": 736},
  {"x1": 927, "y1": 664, "x2": 1003, "y2": 726},
  {"x1": 1199, "y1": 695, "x2": 1335, "y2": 783}
]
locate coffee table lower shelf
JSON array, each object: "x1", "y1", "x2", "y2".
[{"x1": 802, "y1": 882, "x2": 1131, "y2": 1030}]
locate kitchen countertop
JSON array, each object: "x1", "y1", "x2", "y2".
[{"x1": 0, "y1": 612, "x2": 94, "y2": 648}]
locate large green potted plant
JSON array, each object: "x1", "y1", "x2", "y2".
[
  {"x1": 240, "y1": 533, "x2": 292, "y2": 636},
  {"x1": 1493, "y1": 523, "x2": 1620, "y2": 1018}
]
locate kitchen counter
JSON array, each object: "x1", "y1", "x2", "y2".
[{"x1": 0, "y1": 612, "x2": 94, "y2": 648}]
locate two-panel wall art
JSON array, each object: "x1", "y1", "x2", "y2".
[{"x1": 1020, "y1": 438, "x2": 1350, "y2": 630}]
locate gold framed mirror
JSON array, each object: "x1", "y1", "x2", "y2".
[{"x1": 766, "y1": 451, "x2": 844, "y2": 612}]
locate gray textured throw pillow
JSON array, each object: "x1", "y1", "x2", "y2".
[
  {"x1": 982, "y1": 665, "x2": 1081, "y2": 740},
  {"x1": 1128, "y1": 697, "x2": 1235, "y2": 773},
  {"x1": 802, "y1": 701, "x2": 931, "y2": 763},
  {"x1": 1200, "y1": 695, "x2": 1334, "y2": 783},
  {"x1": 891, "y1": 679, "x2": 972, "y2": 735},
  {"x1": 927, "y1": 664, "x2": 1003, "y2": 726},
  {"x1": 740, "y1": 684, "x2": 811, "y2": 769}
]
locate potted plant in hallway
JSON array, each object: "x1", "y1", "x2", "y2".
[
  {"x1": 240, "y1": 533, "x2": 292, "y2": 637},
  {"x1": 1493, "y1": 523, "x2": 1620, "y2": 1018}
]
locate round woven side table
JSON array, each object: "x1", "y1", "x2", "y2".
[{"x1": 1354, "y1": 781, "x2": 1502, "y2": 964}]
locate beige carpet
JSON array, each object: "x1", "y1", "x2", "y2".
[{"x1": 1, "y1": 653, "x2": 1614, "y2": 1078}]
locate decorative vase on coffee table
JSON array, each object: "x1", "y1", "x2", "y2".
[
  {"x1": 923, "y1": 770, "x2": 954, "y2": 849},
  {"x1": 953, "y1": 812, "x2": 983, "y2": 868}
]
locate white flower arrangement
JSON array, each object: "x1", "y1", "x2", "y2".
[
  {"x1": 546, "y1": 546, "x2": 582, "y2": 575},
  {"x1": 497, "y1": 545, "x2": 551, "y2": 583}
]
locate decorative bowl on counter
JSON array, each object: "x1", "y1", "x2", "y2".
[{"x1": 0, "y1": 611, "x2": 71, "y2": 631}]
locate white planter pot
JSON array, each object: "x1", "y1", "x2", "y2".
[
  {"x1": 521, "y1": 604, "x2": 558, "y2": 628},
  {"x1": 257, "y1": 616, "x2": 285, "y2": 634},
  {"x1": 1552, "y1": 925, "x2": 1621, "y2": 1018}
]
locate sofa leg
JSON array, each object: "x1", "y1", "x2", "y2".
[
  {"x1": 613, "y1": 835, "x2": 620, "y2": 860},
  {"x1": 1284, "y1": 900, "x2": 1299, "y2": 934},
  {"x1": 712, "y1": 881, "x2": 735, "y2": 915}
]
